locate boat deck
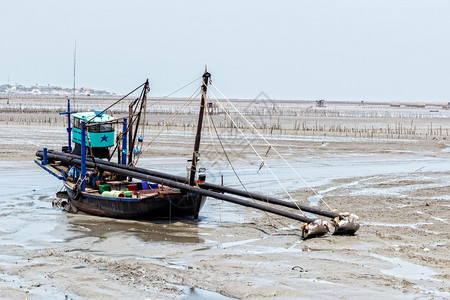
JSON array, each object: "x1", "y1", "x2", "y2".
[{"x1": 35, "y1": 159, "x2": 176, "y2": 199}]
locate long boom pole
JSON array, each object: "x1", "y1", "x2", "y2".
[
  {"x1": 36, "y1": 151, "x2": 338, "y2": 218},
  {"x1": 36, "y1": 150, "x2": 319, "y2": 224}
]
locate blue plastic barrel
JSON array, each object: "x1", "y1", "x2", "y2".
[{"x1": 141, "y1": 181, "x2": 149, "y2": 190}]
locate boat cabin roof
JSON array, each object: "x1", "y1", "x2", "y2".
[{"x1": 72, "y1": 111, "x2": 117, "y2": 123}]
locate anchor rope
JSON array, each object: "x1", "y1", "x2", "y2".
[
  {"x1": 210, "y1": 83, "x2": 333, "y2": 211},
  {"x1": 208, "y1": 88, "x2": 308, "y2": 217}
]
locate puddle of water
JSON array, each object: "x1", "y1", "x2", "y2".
[
  {"x1": 220, "y1": 238, "x2": 260, "y2": 248},
  {"x1": 246, "y1": 243, "x2": 303, "y2": 254},
  {"x1": 172, "y1": 284, "x2": 236, "y2": 300},
  {"x1": 363, "y1": 222, "x2": 433, "y2": 229},
  {"x1": 395, "y1": 204, "x2": 411, "y2": 208},
  {"x1": 430, "y1": 216, "x2": 448, "y2": 223},
  {"x1": 371, "y1": 254, "x2": 437, "y2": 281},
  {"x1": 307, "y1": 195, "x2": 322, "y2": 206},
  {"x1": 430, "y1": 241, "x2": 447, "y2": 247},
  {"x1": 427, "y1": 195, "x2": 450, "y2": 200}
]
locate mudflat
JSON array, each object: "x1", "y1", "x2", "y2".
[{"x1": 0, "y1": 99, "x2": 449, "y2": 299}]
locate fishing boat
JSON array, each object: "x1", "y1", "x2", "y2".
[
  {"x1": 35, "y1": 68, "x2": 360, "y2": 238},
  {"x1": 35, "y1": 74, "x2": 208, "y2": 220}
]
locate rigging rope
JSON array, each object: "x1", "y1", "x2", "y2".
[
  {"x1": 146, "y1": 76, "x2": 202, "y2": 108},
  {"x1": 206, "y1": 106, "x2": 286, "y2": 227},
  {"x1": 86, "y1": 82, "x2": 146, "y2": 124},
  {"x1": 130, "y1": 76, "x2": 202, "y2": 165},
  {"x1": 135, "y1": 86, "x2": 202, "y2": 165},
  {"x1": 208, "y1": 88, "x2": 308, "y2": 217},
  {"x1": 82, "y1": 76, "x2": 202, "y2": 165},
  {"x1": 204, "y1": 101, "x2": 223, "y2": 163},
  {"x1": 210, "y1": 83, "x2": 333, "y2": 211}
]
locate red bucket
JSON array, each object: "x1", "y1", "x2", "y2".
[{"x1": 127, "y1": 184, "x2": 137, "y2": 192}]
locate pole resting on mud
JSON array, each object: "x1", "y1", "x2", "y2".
[
  {"x1": 202, "y1": 182, "x2": 338, "y2": 218},
  {"x1": 36, "y1": 150, "x2": 318, "y2": 224},
  {"x1": 38, "y1": 151, "x2": 339, "y2": 219}
]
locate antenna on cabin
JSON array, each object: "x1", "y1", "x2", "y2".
[{"x1": 72, "y1": 40, "x2": 77, "y2": 108}]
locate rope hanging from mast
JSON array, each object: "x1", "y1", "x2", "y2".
[
  {"x1": 134, "y1": 87, "x2": 202, "y2": 166},
  {"x1": 205, "y1": 105, "x2": 289, "y2": 226},
  {"x1": 126, "y1": 76, "x2": 203, "y2": 166},
  {"x1": 207, "y1": 84, "x2": 334, "y2": 212}
]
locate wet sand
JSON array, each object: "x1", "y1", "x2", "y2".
[{"x1": 0, "y1": 103, "x2": 449, "y2": 299}]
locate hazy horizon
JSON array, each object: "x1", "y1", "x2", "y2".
[{"x1": 1, "y1": 0, "x2": 449, "y2": 102}]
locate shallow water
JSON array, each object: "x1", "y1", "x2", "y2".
[
  {"x1": 140, "y1": 152, "x2": 449, "y2": 201},
  {"x1": 1, "y1": 150, "x2": 449, "y2": 298},
  {"x1": 1, "y1": 152, "x2": 447, "y2": 251},
  {"x1": 0, "y1": 160, "x2": 246, "y2": 298}
]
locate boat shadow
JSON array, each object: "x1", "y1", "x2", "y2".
[{"x1": 63, "y1": 213, "x2": 204, "y2": 244}]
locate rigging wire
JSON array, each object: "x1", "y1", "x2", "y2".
[
  {"x1": 135, "y1": 86, "x2": 202, "y2": 165},
  {"x1": 86, "y1": 82, "x2": 146, "y2": 124},
  {"x1": 131, "y1": 76, "x2": 202, "y2": 161},
  {"x1": 210, "y1": 82, "x2": 333, "y2": 211},
  {"x1": 208, "y1": 88, "x2": 308, "y2": 217},
  {"x1": 204, "y1": 101, "x2": 224, "y2": 163},
  {"x1": 87, "y1": 76, "x2": 201, "y2": 165},
  {"x1": 147, "y1": 76, "x2": 203, "y2": 107},
  {"x1": 206, "y1": 106, "x2": 286, "y2": 227}
]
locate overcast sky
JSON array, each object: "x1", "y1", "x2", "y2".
[{"x1": 1, "y1": 0, "x2": 449, "y2": 101}]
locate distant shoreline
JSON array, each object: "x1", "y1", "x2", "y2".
[{"x1": 0, "y1": 93, "x2": 448, "y2": 108}]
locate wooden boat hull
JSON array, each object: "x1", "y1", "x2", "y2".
[{"x1": 64, "y1": 183, "x2": 206, "y2": 220}]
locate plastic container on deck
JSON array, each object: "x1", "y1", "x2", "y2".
[
  {"x1": 96, "y1": 181, "x2": 104, "y2": 188},
  {"x1": 99, "y1": 184, "x2": 111, "y2": 194},
  {"x1": 150, "y1": 183, "x2": 159, "y2": 189},
  {"x1": 102, "y1": 191, "x2": 125, "y2": 197},
  {"x1": 123, "y1": 191, "x2": 133, "y2": 198},
  {"x1": 128, "y1": 184, "x2": 137, "y2": 191},
  {"x1": 141, "y1": 181, "x2": 149, "y2": 190}
]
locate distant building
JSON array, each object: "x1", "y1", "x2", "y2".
[
  {"x1": 316, "y1": 100, "x2": 325, "y2": 107},
  {"x1": 405, "y1": 102, "x2": 426, "y2": 108},
  {"x1": 207, "y1": 102, "x2": 218, "y2": 115}
]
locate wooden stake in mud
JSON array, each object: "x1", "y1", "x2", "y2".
[{"x1": 189, "y1": 67, "x2": 211, "y2": 186}]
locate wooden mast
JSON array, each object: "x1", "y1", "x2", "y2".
[
  {"x1": 189, "y1": 67, "x2": 211, "y2": 186},
  {"x1": 128, "y1": 79, "x2": 149, "y2": 166}
]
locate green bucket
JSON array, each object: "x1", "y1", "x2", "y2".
[
  {"x1": 123, "y1": 191, "x2": 133, "y2": 198},
  {"x1": 99, "y1": 184, "x2": 111, "y2": 194}
]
